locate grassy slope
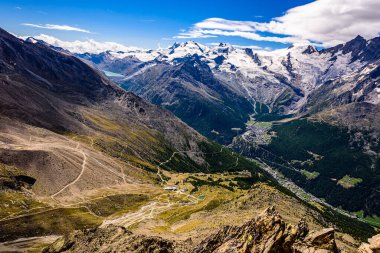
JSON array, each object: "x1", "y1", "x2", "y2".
[
  {"x1": 70, "y1": 113, "x2": 378, "y2": 240},
  {"x1": 82, "y1": 109, "x2": 265, "y2": 177},
  {"x1": 0, "y1": 192, "x2": 151, "y2": 242}
]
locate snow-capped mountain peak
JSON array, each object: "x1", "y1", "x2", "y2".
[{"x1": 27, "y1": 34, "x2": 379, "y2": 116}]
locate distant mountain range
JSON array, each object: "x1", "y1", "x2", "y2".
[
  {"x1": 57, "y1": 36, "x2": 380, "y2": 144},
  {"x1": 32, "y1": 34, "x2": 380, "y2": 217}
]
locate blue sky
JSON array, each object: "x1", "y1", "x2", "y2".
[{"x1": 1, "y1": 0, "x2": 379, "y2": 51}]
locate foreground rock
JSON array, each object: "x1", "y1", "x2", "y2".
[
  {"x1": 359, "y1": 234, "x2": 380, "y2": 253},
  {"x1": 195, "y1": 207, "x2": 338, "y2": 253},
  {"x1": 44, "y1": 207, "x2": 339, "y2": 253}
]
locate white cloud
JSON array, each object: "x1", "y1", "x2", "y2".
[
  {"x1": 22, "y1": 34, "x2": 142, "y2": 54},
  {"x1": 207, "y1": 42, "x2": 271, "y2": 51},
  {"x1": 177, "y1": 0, "x2": 380, "y2": 47},
  {"x1": 21, "y1": 23, "x2": 91, "y2": 33},
  {"x1": 175, "y1": 20, "x2": 310, "y2": 44},
  {"x1": 176, "y1": 29, "x2": 217, "y2": 39},
  {"x1": 194, "y1": 18, "x2": 257, "y2": 32}
]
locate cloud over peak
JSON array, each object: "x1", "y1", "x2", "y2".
[
  {"x1": 177, "y1": 0, "x2": 380, "y2": 47},
  {"x1": 21, "y1": 23, "x2": 91, "y2": 33},
  {"x1": 22, "y1": 34, "x2": 141, "y2": 54}
]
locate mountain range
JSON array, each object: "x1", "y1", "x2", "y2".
[
  {"x1": 71, "y1": 36, "x2": 380, "y2": 141},
  {"x1": 0, "y1": 26, "x2": 379, "y2": 252}
]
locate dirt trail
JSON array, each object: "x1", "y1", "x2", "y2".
[
  {"x1": 102, "y1": 146, "x2": 227, "y2": 229},
  {"x1": 51, "y1": 148, "x2": 87, "y2": 198},
  {"x1": 4, "y1": 133, "x2": 127, "y2": 198},
  {"x1": 101, "y1": 146, "x2": 222, "y2": 230},
  {"x1": 100, "y1": 201, "x2": 173, "y2": 228},
  {"x1": 100, "y1": 188, "x2": 199, "y2": 229}
]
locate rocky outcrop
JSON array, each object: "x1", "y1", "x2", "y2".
[
  {"x1": 43, "y1": 225, "x2": 174, "y2": 253},
  {"x1": 194, "y1": 207, "x2": 339, "y2": 253},
  {"x1": 359, "y1": 234, "x2": 380, "y2": 253}
]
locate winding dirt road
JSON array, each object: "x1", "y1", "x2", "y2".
[{"x1": 51, "y1": 148, "x2": 87, "y2": 198}]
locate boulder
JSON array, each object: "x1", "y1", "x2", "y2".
[{"x1": 359, "y1": 234, "x2": 380, "y2": 253}]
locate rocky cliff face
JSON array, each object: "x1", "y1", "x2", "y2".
[{"x1": 44, "y1": 207, "x2": 340, "y2": 253}]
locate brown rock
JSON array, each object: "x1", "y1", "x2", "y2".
[
  {"x1": 194, "y1": 206, "x2": 339, "y2": 253},
  {"x1": 305, "y1": 228, "x2": 337, "y2": 249},
  {"x1": 359, "y1": 234, "x2": 380, "y2": 253}
]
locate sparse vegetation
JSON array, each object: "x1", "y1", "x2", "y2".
[{"x1": 255, "y1": 122, "x2": 273, "y2": 128}]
